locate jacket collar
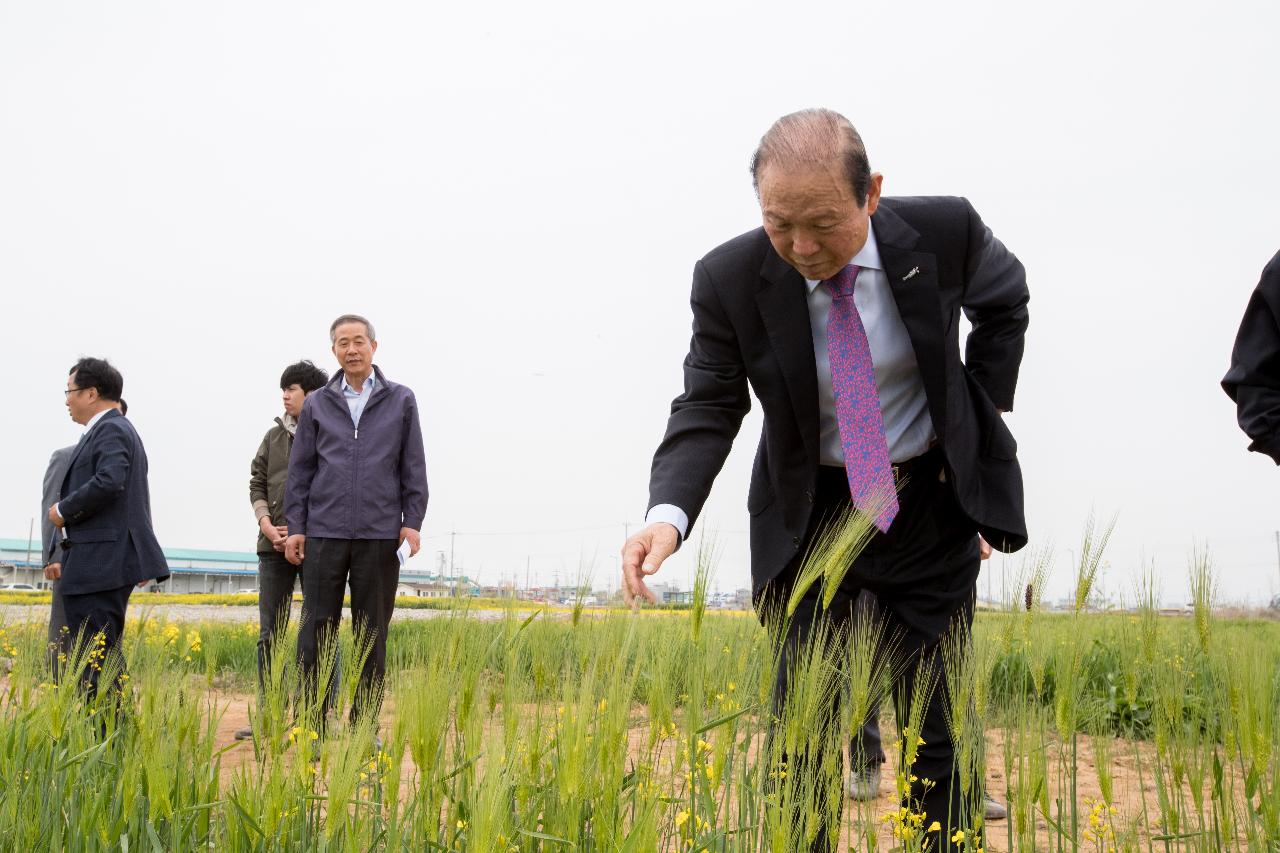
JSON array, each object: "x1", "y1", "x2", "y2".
[
  {"x1": 756, "y1": 232, "x2": 821, "y2": 466},
  {"x1": 67, "y1": 408, "x2": 124, "y2": 471},
  {"x1": 322, "y1": 364, "x2": 395, "y2": 412},
  {"x1": 871, "y1": 202, "x2": 947, "y2": 440},
  {"x1": 275, "y1": 413, "x2": 298, "y2": 436},
  {"x1": 325, "y1": 364, "x2": 393, "y2": 395}
]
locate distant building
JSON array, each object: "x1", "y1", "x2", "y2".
[
  {"x1": 707, "y1": 588, "x2": 753, "y2": 610},
  {"x1": 1, "y1": 537, "x2": 260, "y2": 594},
  {"x1": 397, "y1": 575, "x2": 481, "y2": 598},
  {"x1": 0, "y1": 538, "x2": 473, "y2": 596}
]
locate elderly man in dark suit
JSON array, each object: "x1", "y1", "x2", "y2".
[
  {"x1": 621, "y1": 109, "x2": 1029, "y2": 846},
  {"x1": 49, "y1": 358, "x2": 168, "y2": 696}
]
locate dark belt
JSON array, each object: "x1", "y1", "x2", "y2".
[
  {"x1": 890, "y1": 444, "x2": 944, "y2": 486},
  {"x1": 822, "y1": 444, "x2": 943, "y2": 488}
]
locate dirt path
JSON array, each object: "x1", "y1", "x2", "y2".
[{"x1": 207, "y1": 686, "x2": 1170, "y2": 851}]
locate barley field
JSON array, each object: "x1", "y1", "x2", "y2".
[{"x1": 0, "y1": 537, "x2": 1277, "y2": 851}]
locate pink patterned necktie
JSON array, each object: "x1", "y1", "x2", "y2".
[{"x1": 825, "y1": 264, "x2": 899, "y2": 532}]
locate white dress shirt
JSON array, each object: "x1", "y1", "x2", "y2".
[
  {"x1": 341, "y1": 372, "x2": 376, "y2": 428},
  {"x1": 647, "y1": 222, "x2": 935, "y2": 539}
]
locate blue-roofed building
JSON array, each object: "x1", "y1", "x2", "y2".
[
  {"x1": 1, "y1": 537, "x2": 460, "y2": 595},
  {"x1": 0, "y1": 537, "x2": 259, "y2": 593}
]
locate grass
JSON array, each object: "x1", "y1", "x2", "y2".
[
  {"x1": 0, "y1": 589, "x2": 711, "y2": 612},
  {"x1": 0, "y1": 535, "x2": 1277, "y2": 850}
]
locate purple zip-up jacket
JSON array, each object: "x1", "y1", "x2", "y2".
[{"x1": 284, "y1": 365, "x2": 428, "y2": 539}]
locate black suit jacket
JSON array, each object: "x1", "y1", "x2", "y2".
[
  {"x1": 1223, "y1": 250, "x2": 1280, "y2": 463},
  {"x1": 55, "y1": 409, "x2": 169, "y2": 595},
  {"x1": 647, "y1": 197, "x2": 1030, "y2": 591}
]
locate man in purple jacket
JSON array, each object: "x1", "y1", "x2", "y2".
[{"x1": 284, "y1": 314, "x2": 428, "y2": 730}]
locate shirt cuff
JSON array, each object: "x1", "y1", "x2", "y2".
[
  {"x1": 252, "y1": 500, "x2": 271, "y2": 522},
  {"x1": 645, "y1": 504, "x2": 689, "y2": 541}
]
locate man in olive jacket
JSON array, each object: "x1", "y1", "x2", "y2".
[{"x1": 234, "y1": 360, "x2": 327, "y2": 740}]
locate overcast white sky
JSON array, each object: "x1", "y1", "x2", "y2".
[{"x1": 3, "y1": 1, "x2": 1278, "y2": 605}]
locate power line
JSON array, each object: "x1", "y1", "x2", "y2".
[{"x1": 420, "y1": 522, "x2": 635, "y2": 539}]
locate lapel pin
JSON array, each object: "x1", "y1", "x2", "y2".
[{"x1": 902, "y1": 266, "x2": 920, "y2": 281}]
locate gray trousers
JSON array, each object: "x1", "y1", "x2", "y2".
[{"x1": 48, "y1": 579, "x2": 68, "y2": 646}]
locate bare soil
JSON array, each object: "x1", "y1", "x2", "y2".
[{"x1": 209, "y1": 687, "x2": 1194, "y2": 851}]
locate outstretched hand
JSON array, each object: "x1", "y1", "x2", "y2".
[{"x1": 620, "y1": 523, "x2": 680, "y2": 608}]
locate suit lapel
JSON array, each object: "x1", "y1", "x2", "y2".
[
  {"x1": 756, "y1": 247, "x2": 821, "y2": 466},
  {"x1": 62, "y1": 432, "x2": 93, "y2": 496},
  {"x1": 872, "y1": 205, "x2": 949, "y2": 440},
  {"x1": 61, "y1": 410, "x2": 122, "y2": 496}
]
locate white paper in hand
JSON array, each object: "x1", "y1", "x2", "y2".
[{"x1": 396, "y1": 539, "x2": 412, "y2": 567}]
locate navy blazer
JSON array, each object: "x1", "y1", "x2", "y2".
[
  {"x1": 647, "y1": 198, "x2": 1029, "y2": 592},
  {"x1": 55, "y1": 409, "x2": 169, "y2": 595}
]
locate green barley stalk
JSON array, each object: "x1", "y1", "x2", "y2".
[
  {"x1": 691, "y1": 533, "x2": 718, "y2": 644},
  {"x1": 1073, "y1": 512, "x2": 1118, "y2": 613},
  {"x1": 785, "y1": 485, "x2": 895, "y2": 619},
  {"x1": 1188, "y1": 546, "x2": 1215, "y2": 655},
  {"x1": 942, "y1": 614, "x2": 997, "y2": 840}
]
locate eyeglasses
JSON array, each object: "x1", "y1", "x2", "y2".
[{"x1": 64, "y1": 387, "x2": 87, "y2": 398}]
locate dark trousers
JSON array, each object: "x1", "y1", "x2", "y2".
[
  {"x1": 761, "y1": 448, "x2": 980, "y2": 850},
  {"x1": 297, "y1": 537, "x2": 399, "y2": 726},
  {"x1": 58, "y1": 582, "x2": 134, "y2": 700},
  {"x1": 256, "y1": 550, "x2": 302, "y2": 694}
]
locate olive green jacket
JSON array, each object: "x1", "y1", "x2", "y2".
[{"x1": 249, "y1": 414, "x2": 296, "y2": 553}]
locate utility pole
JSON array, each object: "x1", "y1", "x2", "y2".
[
  {"x1": 25, "y1": 518, "x2": 34, "y2": 572},
  {"x1": 450, "y1": 530, "x2": 456, "y2": 580}
]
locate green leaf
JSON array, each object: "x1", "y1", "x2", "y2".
[
  {"x1": 226, "y1": 795, "x2": 265, "y2": 840},
  {"x1": 145, "y1": 821, "x2": 164, "y2": 853},
  {"x1": 55, "y1": 732, "x2": 116, "y2": 771},
  {"x1": 695, "y1": 703, "x2": 756, "y2": 735},
  {"x1": 517, "y1": 828, "x2": 576, "y2": 846}
]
